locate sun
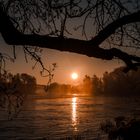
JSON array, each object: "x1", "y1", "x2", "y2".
[{"x1": 71, "y1": 72, "x2": 78, "y2": 80}]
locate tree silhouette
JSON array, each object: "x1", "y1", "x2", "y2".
[
  {"x1": 83, "y1": 75, "x2": 92, "y2": 93},
  {"x1": 105, "y1": 67, "x2": 140, "y2": 96},
  {"x1": 92, "y1": 74, "x2": 102, "y2": 95},
  {"x1": 0, "y1": 72, "x2": 37, "y2": 119},
  {"x1": 0, "y1": 0, "x2": 140, "y2": 71}
]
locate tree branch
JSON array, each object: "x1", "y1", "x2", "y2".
[
  {"x1": 0, "y1": 5, "x2": 140, "y2": 69},
  {"x1": 89, "y1": 10, "x2": 140, "y2": 46}
]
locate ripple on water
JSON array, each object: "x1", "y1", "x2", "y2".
[{"x1": 0, "y1": 95, "x2": 140, "y2": 139}]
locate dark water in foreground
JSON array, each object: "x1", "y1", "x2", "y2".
[{"x1": 0, "y1": 90, "x2": 140, "y2": 140}]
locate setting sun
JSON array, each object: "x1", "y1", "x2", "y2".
[{"x1": 71, "y1": 72, "x2": 78, "y2": 80}]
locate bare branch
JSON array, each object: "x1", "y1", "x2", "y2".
[{"x1": 0, "y1": 1, "x2": 140, "y2": 71}]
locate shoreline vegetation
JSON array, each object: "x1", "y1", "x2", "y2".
[
  {"x1": 1, "y1": 66, "x2": 140, "y2": 108},
  {"x1": 1, "y1": 66, "x2": 139, "y2": 118},
  {"x1": 0, "y1": 72, "x2": 36, "y2": 119},
  {"x1": 45, "y1": 67, "x2": 140, "y2": 98}
]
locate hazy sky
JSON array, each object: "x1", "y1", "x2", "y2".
[
  {"x1": 0, "y1": 34, "x2": 123, "y2": 85},
  {"x1": 1, "y1": 1, "x2": 140, "y2": 85}
]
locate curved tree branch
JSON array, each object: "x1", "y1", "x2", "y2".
[
  {"x1": 0, "y1": 5, "x2": 140, "y2": 70},
  {"x1": 89, "y1": 10, "x2": 140, "y2": 46}
]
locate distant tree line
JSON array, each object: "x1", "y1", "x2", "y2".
[
  {"x1": 0, "y1": 71, "x2": 36, "y2": 119},
  {"x1": 47, "y1": 67, "x2": 140, "y2": 97},
  {"x1": 82, "y1": 67, "x2": 140, "y2": 96}
]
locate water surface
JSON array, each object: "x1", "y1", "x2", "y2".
[{"x1": 0, "y1": 90, "x2": 140, "y2": 140}]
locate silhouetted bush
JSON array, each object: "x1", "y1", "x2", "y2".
[
  {"x1": 0, "y1": 72, "x2": 37, "y2": 119},
  {"x1": 100, "y1": 116, "x2": 140, "y2": 140}
]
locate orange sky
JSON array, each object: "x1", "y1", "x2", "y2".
[{"x1": 0, "y1": 35, "x2": 123, "y2": 85}]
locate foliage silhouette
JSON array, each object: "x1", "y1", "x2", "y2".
[
  {"x1": 0, "y1": 0, "x2": 140, "y2": 71},
  {"x1": 81, "y1": 67, "x2": 140, "y2": 96},
  {"x1": 100, "y1": 116, "x2": 140, "y2": 140},
  {"x1": 0, "y1": 72, "x2": 37, "y2": 119}
]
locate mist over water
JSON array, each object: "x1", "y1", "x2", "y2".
[{"x1": 0, "y1": 89, "x2": 140, "y2": 139}]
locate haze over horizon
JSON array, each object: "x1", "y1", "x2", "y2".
[{"x1": 0, "y1": 35, "x2": 123, "y2": 85}]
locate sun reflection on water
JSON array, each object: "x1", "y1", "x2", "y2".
[{"x1": 72, "y1": 97, "x2": 77, "y2": 131}]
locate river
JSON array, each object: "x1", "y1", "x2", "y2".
[{"x1": 0, "y1": 88, "x2": 140, "y2": 140}]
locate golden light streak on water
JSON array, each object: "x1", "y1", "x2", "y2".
[{"x1": 72, "y1": 97, "x2": 77, "y2": 131}]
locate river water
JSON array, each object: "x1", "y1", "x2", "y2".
[{"x1": 0, "y1": 89, "x2": 140, "y2": 140}]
